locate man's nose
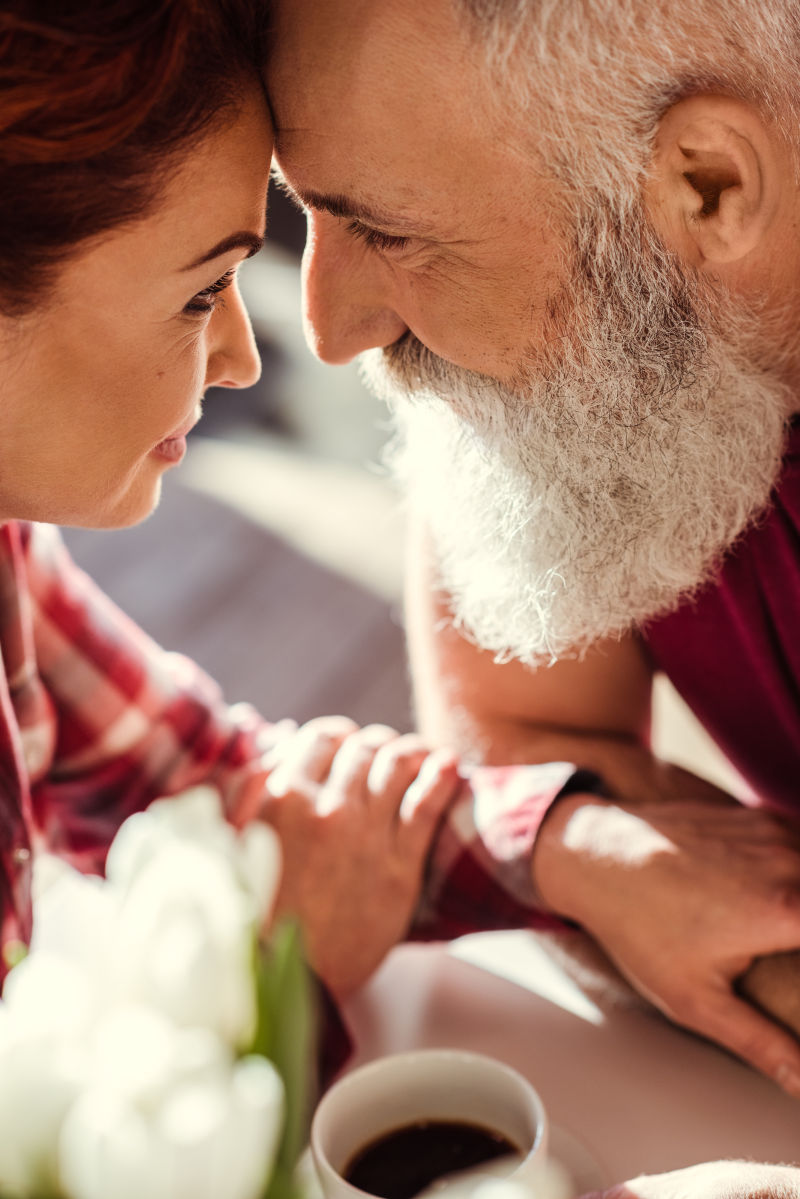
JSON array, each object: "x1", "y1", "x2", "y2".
[{"x1": 301, "y1": 212, "x2": 408, "y2": 365}]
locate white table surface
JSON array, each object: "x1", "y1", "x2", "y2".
[{"x1": 341, "y1": 931, "x2": 800, "y2": 1187}]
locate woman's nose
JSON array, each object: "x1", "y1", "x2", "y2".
[{"x1": 205, "y1": 280, "x2": 262, "y2": 389}]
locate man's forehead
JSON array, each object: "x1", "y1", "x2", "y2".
[
  {"x1": 267, "y1": 0, "x2": 479, "y2": 135},
  {"x1": 265, "y1": 0, "x2": 540, "y2": 243}
]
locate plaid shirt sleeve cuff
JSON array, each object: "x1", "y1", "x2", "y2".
[{"x1": 412, "y1": 762, "x2": 608, "y2": 941}]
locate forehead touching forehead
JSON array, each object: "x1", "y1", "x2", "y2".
[{"x1": 267, "y1": 0, "x2": 498, "y2": 219}]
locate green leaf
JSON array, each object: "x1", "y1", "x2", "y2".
[
  {"x1": 251, "y1": 922, "x2": 318, "y2": 1199},
  {"x1": 2, "y1": 939, "x2": 27, "y2": 972}
]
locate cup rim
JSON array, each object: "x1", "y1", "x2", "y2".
[{"x1": 311, "y1": 1048, "x2": 549, "y2": 1199}]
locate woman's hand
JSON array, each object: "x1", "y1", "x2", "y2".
[{"x1": 257, "y1": 716, "x2": 459, "y2": 997}]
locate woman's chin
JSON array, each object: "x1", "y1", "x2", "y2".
[
  {"x1": 60, "y1": 474, "x2": 165, "y2": 531},
  {"x1": 0, "y1": 452, "x2": 174, "y2": 530},
  {"x1": 96, "y1": 477, "x2": 165, "y2": 530}
]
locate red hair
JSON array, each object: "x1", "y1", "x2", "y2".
[{"x1": 0, "y1": 0, "x2": 268, "y2": 313}]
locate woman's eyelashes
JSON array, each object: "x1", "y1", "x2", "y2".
[{"x1": 183, "y1": 266, "x2": 237, "y2": 315}]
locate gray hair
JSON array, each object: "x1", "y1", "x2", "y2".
[{"x1": 455, "y1": 1, "x2": 800, "y2": 211}]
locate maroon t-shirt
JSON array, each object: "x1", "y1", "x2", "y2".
[{"x1": 644, "y1": 416, "x2": 800, "y2": 818}]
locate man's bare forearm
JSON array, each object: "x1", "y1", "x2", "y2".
[
  {"x1": 415, "y1": 707, "x2": 736, "y2": 807},
  {"x1": 405, "y1": 529, "x2": 800, "y2": 1095}
]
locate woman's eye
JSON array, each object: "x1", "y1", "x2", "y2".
[
  {"x1": 184, "y1": 266, "x2": 237, "y2": 316},
  {"x1": 346, "y1": 220, "x2": 410, "y2": 254}
]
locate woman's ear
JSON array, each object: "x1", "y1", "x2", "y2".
[{"x1": 645, "y1": 94, "x2": 781, "y2": 268}]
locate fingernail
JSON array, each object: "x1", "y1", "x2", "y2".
[
  {"x1": 775, "y1": 1063, "x2": 800, "y2": 1098},
  {"x1": 366, "y1": 757, "x2": 392, "y2": 794},
  {"x1": 426, "y1": 749, "x2": 461, "y2": 782},
  {"x1": 433, "y1": 746, "x2": 460, "y2": 769}
]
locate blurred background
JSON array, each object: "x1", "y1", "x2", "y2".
[{"x1": 64, "y1": 183, "x2": 741, "y2": 792}]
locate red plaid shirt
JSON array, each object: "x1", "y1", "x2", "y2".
[{"x1": 0, "y1": 521, "x2": 588, "y2": 962}]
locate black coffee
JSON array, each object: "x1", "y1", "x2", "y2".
[{"x1": 344, "y1": 1119, "x2": 519, "y2": 1199}]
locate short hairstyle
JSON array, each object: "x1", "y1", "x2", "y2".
[
  {"x1": 455, "y1": 1, "x2": 800, "y2": 211},
  {"x1": 0, "y1": 0, "x2": 268, "y2": 315}
]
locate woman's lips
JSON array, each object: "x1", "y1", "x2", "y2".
[
  {"x1": 151, "y1": 434, "x2": 188, "y2": 464},
  {"x1": 151, "y1": 411, "x2": 200, "y2": 464},
  {"x1": 166, "y1": 411, "x2": 200, "y2": 441}
]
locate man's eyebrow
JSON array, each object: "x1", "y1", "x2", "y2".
[
  {"x1": 181, "y1": 232, "x2": 265, "y2": 272},
  {"x1": 275, "y1": 173, "x2": 434, "y2": 235}
]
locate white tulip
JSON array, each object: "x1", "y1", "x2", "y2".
[
  {"x1": 84, "y1": 1005, "x2": 231, "y2": 1106},
  {"x1": 30, "y1": 864, "x2": 116, "y2": 995},
  {"x1": 234, "y1": 819, "x2": 283, "y2": 926},
  {"x1": 59, "y1": 1040, "x2": 284, "y2": 1199},
  {"x1": 0, "y1": 1005, "x2": 85, "y2": 1197},
  {"x1": 224, "y1": 1056, "x2": 285, "y2": 1199},
  {"x1": 106, "y1": 786, "x2": 282, "y2": 925},
  {"x1": 0, "y1": 789, "x2": 289, "y2": 1199},
  {"x1": 59, "y1": 1089, "x2": 170, "y2": 1199},
  {"x1": 31, "y1": 850, "x2": 72, "y2": 901},
  {"x1": 109, "y1": 841, "x2": 259, "y2": 1047},
  {"x1": 155, "y1": 1055, "x2": 284, "y2": 1199},
  {"x1": 2, "y1": 952, "x2": 94, "y2": 1041}
]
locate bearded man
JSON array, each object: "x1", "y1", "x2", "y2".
[{"x1": 267, "y1": 2, "x2": 800, "y2": 1193}]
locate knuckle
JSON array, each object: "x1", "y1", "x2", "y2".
[
  {"x1": 301, "y1": 715, "x2": 359, "y2": 742},
  {"x1": 726, "y1": 1026, "x2": 767, "y2": 1063},
  {"x1": 314, "y1": 786, "x2": 347, "y2": 818},
  {"x1": 264, "y1": 764, "x2": 296, "y2": 799},
  {"x1": 370, "y1": 737, "x2": 428, "y2": 781},
  {"x1": 350, "y1": 723, "x2": 398, "y2": 748},
  {"x1": 334, "y1": 726, "x2": 398, "y2": 775},
  {"x1": 332, "y1": 740, "x2": 375, "y2": 774},
  {"x1": 368, "y1": 754, "x2": 405, "y2": 792},
  {"x1": 391, "y1": 733, "x2": 428, "y2": 755},
  {"x1": 766, "y1": 842, "x2": 800, "y2": 872},
  {"x1": 766, "y1": 881, "x2": 800, "y2": 917},
  {"x1": 662, "y1": 985, "x2": 705, "y2": 1027}
]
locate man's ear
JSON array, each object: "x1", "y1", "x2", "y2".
[{"x1": 645, "y1": 95, "x2": 780, "y2": 267}]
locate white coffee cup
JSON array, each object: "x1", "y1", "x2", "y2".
[{"x1": 310, "y1": 1049, "x2": 549, "y2": 1199}]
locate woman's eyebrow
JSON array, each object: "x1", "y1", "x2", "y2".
[{"x1": 181, "y1": 231, "x2": 265, "y2": 271}]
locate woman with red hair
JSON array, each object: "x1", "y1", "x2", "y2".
[{"x1": 0, "y1": 0, "x2": 461, "y2": 994}]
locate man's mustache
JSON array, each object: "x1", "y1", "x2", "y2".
[
  {"x1": 379, "y1": 330, "x2": 451, "y2": 390},
  {"x1": 377, "y1": 330, "x2": 513, "y2": 404}
]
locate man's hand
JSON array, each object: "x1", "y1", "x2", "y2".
[
  {"x1": 533, "y1": 794, "x2": 800, "y2": 1097},
  {"x1": 258, "y1": 715, "x2": 459, "y2": 997},
  {"x1": 581, "y1": 1161, "x2": 800, "y2": 1199}
]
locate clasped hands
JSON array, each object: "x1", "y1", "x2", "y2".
[
  {"x1": 253, "y1": 715, "x2": 460, "y2": 997},
  {"x1": 248, "y1": 720, "x2": 800, "y2": 1197},
  {"x1": 250, "y1": 715, "x2": 800, "y2": 1109}
]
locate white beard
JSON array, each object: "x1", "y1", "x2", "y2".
[{"x1": 361, "y1": 208, "x2": 791, "y2": 665}]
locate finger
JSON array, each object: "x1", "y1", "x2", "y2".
[
  {"x1": 749, "y1": 888, "x2": 800, "y2": 954},
  {"x1": 690, "y1": 987, "x2": 800, "y2": 1098},
  {"x1": 737, "y1": 950, "x2": 800, "y2": 1042},
  {"x1": 397, "y1": 749, "x2": 461, "y2": 847},
  {"x1": 283, "y1": 715, "x2": 360, "y2": 784},
  {"x1": 576, "y1": 1190, "x2": 631, "y2": 1199},
  {"x1": 367, "y1": 734, "x2": 430, "y2": 805},
  {"x1": 323, "y1": 724, "x2": 399, "y2": 805},
  {"x1": 259, "y1": 718, "x2": 300, "y2": 771}
]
